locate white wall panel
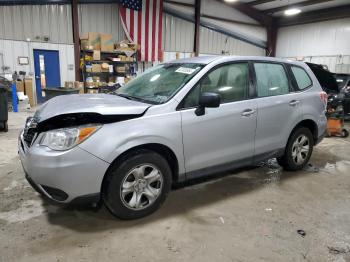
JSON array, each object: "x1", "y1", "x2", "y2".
[
  {"x1": 78, "y1": 4, "x2": 125, "y2": 42},
  {"x1": 199, "y1": 26, "x2": 265, "y2": 56},
  {"x1": 276, "y1": 18, "x2": 350, "y2": 57},
  {"x1": 0, "y1": 39, "x2": 75, "y2": 84},
  {"x1": 163, "y1": 14, "x2": 265, "y2": 56},
  {"x1": 163, "y1": 14, "x2": 195, "y2": 52},
  {"x1": 0, "y1": 5, "x2": 72, "y2": 44}
]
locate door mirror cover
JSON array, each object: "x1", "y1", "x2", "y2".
[{"x1": 199, "y1": 92, "x2": 221, "y2": 108}]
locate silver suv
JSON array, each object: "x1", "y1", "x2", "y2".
[{"x1": 19, "y1": 56, "x2": 327, "y2": 219}]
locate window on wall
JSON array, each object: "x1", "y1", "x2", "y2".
[
  {"x1": 182, "y1": 63, "x2": 249, "y2": 108},
  {"x1": 291, "y1": 66, "x2": 312, "y2": 90},
  {"x1": 254, "y1": 63, "x2": 289, "y2": 97}
]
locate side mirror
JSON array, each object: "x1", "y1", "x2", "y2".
[{"x1": 195, "y1": 92, "x2": 220, "y2": 116}]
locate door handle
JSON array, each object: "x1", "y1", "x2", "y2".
[
  {"x1": 35, "y1": 76, "x2": 40, "y2": 79},
  {"x1": 289, "y1": 100, "x2": 300, "y2": 106},
  {"x1": 241, "y1": 109, "x2": 256, "y2": 117}
]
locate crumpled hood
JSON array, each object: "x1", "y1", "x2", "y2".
[{"x1": 35, "y1": 94, "x2": 151, "y2": 122}]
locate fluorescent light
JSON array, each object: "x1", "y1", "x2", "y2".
[
  {"x1": 284, "y1": 8, "x2": 301, "y2": 16},
  {"x1": 224, "y1": 0, "x2": 238, "y2": 2}
]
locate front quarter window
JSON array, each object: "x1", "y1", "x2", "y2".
[{"x1": 116, "y1": 63, "x2": 203, "y2": 104}]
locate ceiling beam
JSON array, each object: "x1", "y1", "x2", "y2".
[
  {"x1": 201, "y1": 14, "x2": 261, "y2": 26},
  {"x1": 214, "y1": 0, "x2": 272, "y2": 26},
  {"x1": 248, "y1": 0, "x2": 276, "y2": 6},
  {"x1": 263, "y1": 0, "x2": 333, "y2": 14},
  {"x1": 163, "y1": 0, "x2": 194, "y2": 8},
  {"x1": 277, "y1": 4, "x2": 350, "y2": 26},
  {"x1": 194, "y1": 0, "x2": 201, "y2": 56}
]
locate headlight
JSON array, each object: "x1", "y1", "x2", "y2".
[{"x1": 39, "y1": 125, "x2": 101, "y2": 151}]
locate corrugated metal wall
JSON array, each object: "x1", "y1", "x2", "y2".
[
  {"x1": 0, "y1": 39, "x2": 75, "y2": 83},
  {"x1": 163, "y1": 14, "x2": 195, "y2": 53},
  {"x1": 284, "y1": 55, "x2": 350, "y2": 74},
  {"x1": 276, "y1": 18, "x2": 350, "y2": 57},
  {"x1": 199, "y1": 26, "x2": 265, "y2": 56},
  {"x1": 78, "y1": 3, "x2": 125, "y2": 42},
  {"x1": 276, "y1": 18, "x2": 350, "y2": 73},
  {"x1": 163, "y1": 14, "x2": 265, "y2": 56},
  {"x1": 0, "y1": 5, "x2": 72, "y2": 44}
]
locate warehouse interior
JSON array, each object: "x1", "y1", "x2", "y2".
[{"x1": 1, "y1": 0, "x2": 350, "y2": 261}]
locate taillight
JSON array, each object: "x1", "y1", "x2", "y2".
[{"x1": 320, "y1": 91, "x2": 328, "y2": 108}]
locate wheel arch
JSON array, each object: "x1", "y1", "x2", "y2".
[
  {"x1": 101, "y1": 143, "x2": 180, "y2": 196},
  {"x1": 290, "y1": 119, "x2": 318, "y2": 145}
]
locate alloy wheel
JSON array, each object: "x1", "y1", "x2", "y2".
[
  {"x1": 291, "y1": 134, "x2": 310, "y2": 165},
  {"x1": 120, "y1": 164, "x2": 163, "y2": 210}
]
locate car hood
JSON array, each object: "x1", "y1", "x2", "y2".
[{"x1": 34, "y1": 94, "x2": 151, "y2": 122}]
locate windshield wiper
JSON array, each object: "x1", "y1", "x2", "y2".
[{"x1": 115, "y1": 93, "x2": 155, "y2": 104}]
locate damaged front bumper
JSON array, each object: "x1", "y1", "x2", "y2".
[{"x1": 18, "y1": 131, "x2": 109, "y2": 205}]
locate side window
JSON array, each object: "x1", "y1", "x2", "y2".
[
  {"x1": 182, "y1": 63, "x2": 249, "y2": 107},
  {"x1": 291, "y1": 66, "x2": 312, "y2": 90},
  {"x1": 254, "y1": 63, "x2": 289, "y2": 97}
]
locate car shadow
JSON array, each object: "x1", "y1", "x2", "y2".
[{"x1": 41, "y1": 144, "x2": 341, "y2": 233}]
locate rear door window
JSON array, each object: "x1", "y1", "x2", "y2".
[
  {"x1": 291, "y1": 66, "x2": 312, "y2": 90},
  {"x1": 254, "y1": 63, "x2": 289, "y2": 97}
]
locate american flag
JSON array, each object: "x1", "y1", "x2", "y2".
[{"x1": 119, "y1": 0, "x2": 163, "y2": 62}]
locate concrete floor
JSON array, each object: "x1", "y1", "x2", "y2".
[{"x1": 1, "y1": 111, "x2": 350, "y2": 262}]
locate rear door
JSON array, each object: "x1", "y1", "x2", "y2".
[{"x1": 252, "y1": 62, "x2": 302, "y2": 161}]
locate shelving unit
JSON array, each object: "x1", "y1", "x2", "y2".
[{"x1": 80, "y1": 49, "x2": 138, "y2": 93}]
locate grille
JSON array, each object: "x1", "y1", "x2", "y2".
[{"x1": 23, "y1": 117, "x2": 38, "y2": 147}]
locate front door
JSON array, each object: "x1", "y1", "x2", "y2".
[
  {"x1": 180, "y1": 62, "x2": 257, "y2": 177},
  {"x1": 33, "y1": 49, "x2": 61, "y2": 103}
]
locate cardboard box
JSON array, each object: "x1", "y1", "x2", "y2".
[
  {"x1": 93, "y1": 50, "x2": 101, "y2": 60},
  {"x1": 16, "y1": 81, "x2": 24, "y2": 92},
  {"x1": 64, "y1": 81, "x2": 74, "y2": 89},
  {"x1": 74, "y1": 81, "x2": 84, "y2": 89},
  {"x1": 92, "y1": 64, "x2": 102, "y2": 73},
  {"x1": 115, "y1": 66, "x2": 126, "y2": 73},
  {"x1": 24, "y1": 78, "x2": 35, "y2": 107},
  {"x1": 100, "y1": 34, "x2": 114, "y2": 52},
  {"x1": 80, "y1": 32, "x2": 101, "y2": 50}
]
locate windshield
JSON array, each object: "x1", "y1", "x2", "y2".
[{"x1": 116, "y1": 63, "x2": 204, "y2": 104}]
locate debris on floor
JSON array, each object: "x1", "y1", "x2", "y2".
[
  {"x1": 327, "y1": 246, "x2": 350, "y2": 255},
  {"x1": 297, "y1": 229, "x2": 306, "y2": 237},
  {"x1": 303, "y1": 163, "x2": 319, "y2": 173}
]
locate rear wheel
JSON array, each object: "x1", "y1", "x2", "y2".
[
  {"x1": 277, "y1": 127, "x2": 314, "y2": 171},
  {"x1": 103, "y1": 149, "x2": 172, "y2": 220}
]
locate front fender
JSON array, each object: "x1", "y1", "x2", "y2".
[{"x1": 78, "y1": 112, "x2": 185, "y2": 174}]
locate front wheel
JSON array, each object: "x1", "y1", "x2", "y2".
[
  {"x1": 277, "y1": 127, "x2": 314, "y2": 171},
  {"x1": 103, "y1": 149, "x2": 172, "y2": 220}
]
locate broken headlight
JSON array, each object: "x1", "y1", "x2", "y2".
[{"x1": 39, "y1": 125, "x2": 101, "y2": 151}]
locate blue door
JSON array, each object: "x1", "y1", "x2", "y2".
[{"x1": 33, "y1": 49, "x2": 61, "y2": 103}]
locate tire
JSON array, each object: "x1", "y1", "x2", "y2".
[
  {"x1": 341, "y1": 129, "x2": 349, "y2": 138},
  {"x1": 277, "y1": 127, "x2": 314, "y2": 171},
  {"x1": 4, "y1": 121, "x2": 8, "y2": 132},
  {"x1": 102, "y1": 149, "x2": 172, "y2": 220}
]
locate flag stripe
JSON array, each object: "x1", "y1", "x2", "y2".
[
  {"x1": 119, "y1": 0, "x2": 163, "y2": 62},
  {"x1": 151, "y1": 0, "x2": 157, "y2": 62},
  {"x1": 130, "y1": 9, "x2": 134, "y2": 40},
  {"x1": 158, "y1": 0, "x2": 163, "y2": 61}
]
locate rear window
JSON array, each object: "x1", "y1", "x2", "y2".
[
  {"x1": 291, "y1": 66, "x2": 312, "y2": 90},
  {"x1": 254, "y1": 63, "x2": 289, "y2": 97}
]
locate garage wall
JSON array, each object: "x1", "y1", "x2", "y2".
[
  {"x1": 78, "y1": 3, "x2": 125, "y2": 42},
  {"x1": 276, "y1": 18, "x2": 350, "y2": 73},
  {"x1": 0, "y1": 39, "x2": 75, "y2": 83},
  {"x1": 0, "y1": 4, "x2": 73, "y2": 44},
  {"x1": 163, "y1": 14, "x2": 265, "y2": 57}
]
